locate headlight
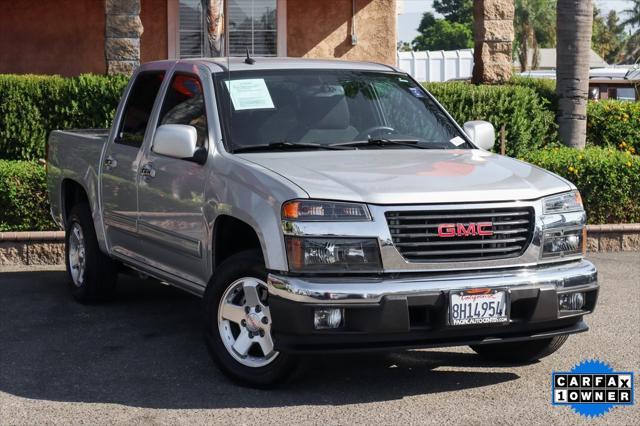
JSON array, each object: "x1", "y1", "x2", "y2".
[
  {"x1": 285, "y1": 237, "x2": 382, "y2": 273},
  {"x1": 541, "y1": 228, "x2": 586, "y2": 258},
  {"x1": 282, "y1": 200, "x2": 370, "y2": 221},
  {"x1": 541, "y1": 191, "x2": 586, "y2": 258},
  {"x1": 543, "y1": 190, "x2": 583, "y2": 214}
]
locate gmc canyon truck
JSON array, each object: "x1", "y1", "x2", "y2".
[{"x1": 47, "y1": 58, "x2": 598, "y2": 387}]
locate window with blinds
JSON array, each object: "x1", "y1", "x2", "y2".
[
  {"x1": 179, "y1": 0, "x2": 205, "y2": 58},
  {"x1": 228, "y1": 0, "x2": 277, "y2": 56}
]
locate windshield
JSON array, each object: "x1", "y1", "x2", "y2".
[{"x1": 214, "y1": 69, "x2": 469, "y2": 152}]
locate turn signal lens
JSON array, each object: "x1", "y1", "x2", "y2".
[{"x1": 282, "y1": 200, "x2": 371, "y2": 221}]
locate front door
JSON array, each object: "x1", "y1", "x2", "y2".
[
  {"x1": 101, "y1": 71, "x2": 166, "y2": 258},
  {"x1": 136, "y1": 68, "x2": 210, "y2": 285}
]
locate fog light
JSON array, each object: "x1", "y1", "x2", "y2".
[
  {"x1": 559, "y1": 292, "x2": 585, "y2": 311},
  {"x1": 314, "y1": 308, "x2": 343, "y2": 329}
]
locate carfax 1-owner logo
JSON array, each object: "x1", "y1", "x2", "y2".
[{"x1": 552, "y1": 359, "x2": 635, "y2": 417}]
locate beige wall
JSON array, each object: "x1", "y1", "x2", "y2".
[{"x1": 286, "y1": 0, "x2": 397, "y2": 66}]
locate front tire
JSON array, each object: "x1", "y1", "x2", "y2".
[
  {"x1": 470, "y1": 335, "x2": 569, "y2": 363},
  {"x1": 65, "y1": 203, "x2": 117, "y2": 303},
  {"x1": 203, "y1": 250, "x2": 298, "y2": 388}
]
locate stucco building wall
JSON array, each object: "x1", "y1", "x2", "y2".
[
  {"x1": 140, "y1": 0, "x2": 168, "y2": 63},
  {"x1": 287, "y1": 0, "x2": 397, "y2": 66},
  {"x1": 0, "y1": 0, "x2": 397, "y2": 76},
  {"x1": 0, "y1": 0, "x2": 105, "y2": 76}
]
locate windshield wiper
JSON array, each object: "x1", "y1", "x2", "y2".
[
  {"x1": 330, "y1": 138, "x2": 435, "y2": 149},
  {"x1": 232, "y1": 141, "x2": 353, "y2": 153}
]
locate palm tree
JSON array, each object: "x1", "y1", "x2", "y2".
[
  {"x1": 556, "y1": 0, "x2": 593, "y2": 149},
  {"x1": 620, "y1": 0, "x2": 640, "y2": 62},
  {"x1": 621, "y1": 0, "x2": 640, "y2": 28},
  {"x1": 514, "y1": 0, "x2": 557, "y2": 71}
]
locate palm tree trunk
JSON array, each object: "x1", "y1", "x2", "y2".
[{"x1": 556, "y1": 0, "x2": 593, "y2": 149}]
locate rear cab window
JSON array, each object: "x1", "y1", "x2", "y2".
[{"x1": 117, "y1": 71, "x2": 166, "y2": 147}]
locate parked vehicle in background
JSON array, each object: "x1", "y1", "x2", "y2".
[
  {"x1": 519, "y1": 67, "x2": 640, "y2": 101},
  {"x1": 47, "y1": 58, "x2": 599, "y2": 387}
]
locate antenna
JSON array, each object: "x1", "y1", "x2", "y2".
[{"x1": 244, "y1": 47, "x2": 255, "y2": 65}]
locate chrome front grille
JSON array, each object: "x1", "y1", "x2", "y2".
[{"x1": 385, "y1": 207, "x2": 534, "y2": 262}]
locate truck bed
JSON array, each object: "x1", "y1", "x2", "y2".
[{"x1": 46, "y1": 128, "x2": 109, "y2": 231}]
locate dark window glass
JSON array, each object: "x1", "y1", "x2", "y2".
[
  {"x1": 215, "y1": 70, "x2": 464, "y2": 152},
  {"x1": 118, "y1": 72, "x2": 165, "y2": 147},
  {"x1": 158, "y1": 74, "x2": 208, "y2": 147}
]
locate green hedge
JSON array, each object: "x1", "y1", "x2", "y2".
[
  {"x1": 521, "y1": 147, "x2": 640, "y2": 224},
  {"x1": 423, "y1": 82, "x2": 557, "y2": 157},
  {"x1": 0, "y1": 147, "x2": 637, "y2": 232},
  {"x1": 0, "y1": 161, "x2": 55, "y2": 231},
  {"x1": 0, "y1": 74, "x2": 128, "y2": 160},
  {"x1": 508, "y1": 76, "x2": 557, "y2": 110},
  {"x1": 587, "y1": 100, "x2": 640, "y2": 155}
]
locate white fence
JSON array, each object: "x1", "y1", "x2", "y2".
[{"x1": 397, "y1": 49, "x2": 474, "y2": 82}]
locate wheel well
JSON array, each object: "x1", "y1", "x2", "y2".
[
  {"x1": 213, "y1": 216, "x2": 262, "y2": 269},
  {"x1": 61, "y1": 179, "x2": 89, "y2": 225}
]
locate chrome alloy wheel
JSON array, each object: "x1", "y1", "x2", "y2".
[
  {"x1": 217, "y1": 277, "x2": 279, "y2": 368},
  {"x1": 68, "y1": 222, "x2": 86, "y2": 287}
]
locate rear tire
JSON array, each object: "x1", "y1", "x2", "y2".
[
  {"x1": 203, "y1": 250, "x2": 299, "y2": 388},
  {"x1": 65, "y1": 203, "x2": 117, "y2": 303},
  {"x1": 470, "y1": 335, "x2": 568, "y2": 363}
]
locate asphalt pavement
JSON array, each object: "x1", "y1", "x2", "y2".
[{"x1": 1, "y1": 252, "x2": 638, "y2": 425}]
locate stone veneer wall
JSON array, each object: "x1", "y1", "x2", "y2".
[
  {"x1": 105, "y1": 0, "x2": 144, "y2": 75},
  {"x1": 0, "y1": 232, "x2": 65, "y2": 266},
  {"x1": 472, "y1": 0, "x2": 515, "y2": 83}
]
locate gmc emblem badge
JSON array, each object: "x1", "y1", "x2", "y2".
[{"x1": 437, "y1": 222, "x2": 493, "y2": 237}]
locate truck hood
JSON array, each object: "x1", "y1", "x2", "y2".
[{"x1": 238, "y1": 150, "x2": 572, "y2": 204}]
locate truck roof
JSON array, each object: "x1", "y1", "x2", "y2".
[{"x1": 143, "y1": 57, "x2": 400, "y2": 73}]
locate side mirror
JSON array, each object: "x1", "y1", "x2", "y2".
[
  {"x1": 152, "y1": 124, "x2": 198, "y2": 160},
  {"x1": 463, "y1": 121, "x2": 495, "y2": 151}
]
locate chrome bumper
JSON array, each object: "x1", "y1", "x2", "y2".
[{"x1": 267, "y1": 260, "x2": 598, "y2": 304}]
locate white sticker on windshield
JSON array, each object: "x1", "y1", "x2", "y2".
[
  {"x1": 450, "y1": 136, "x2": 466, "y2": 146},
  {"x1": 224, "y1": 79, "x2": 275, "y2": 111}
]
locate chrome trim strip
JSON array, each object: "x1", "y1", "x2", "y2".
[
  {"x1": 137, "y1": 221, "x2": 202, "y2": 258},
  {"x1": 103, "y1": 211, "x2": 137, "y2": 233},
  {"x1": 267, "y1": 260, "x2": 597, "y2": 304}
]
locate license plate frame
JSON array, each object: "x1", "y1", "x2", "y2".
[{"x1": 448, "y1": 288, "x2": 510, "y2": 326}]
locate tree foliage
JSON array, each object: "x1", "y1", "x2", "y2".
[
  {"x1": 592, "y1": 7, "x2": 627, "y2": 64},
  {"x1": 514, "y1": 0, "x2": 557, "y2": 71},
  {"x1": 412, "y1": 13, "x2": 473, "y2": 51},
  {"x1": 432, "y1": 0, "x2": 473, "y2": 24},
  {"x1": 620, "y1": 0, "x2": 640, "y2": 62}
]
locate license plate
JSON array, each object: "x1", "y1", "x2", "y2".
[{"x1": 449, "y1": 289, "x2": 509, "y2": 326}]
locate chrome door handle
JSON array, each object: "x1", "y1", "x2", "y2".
[
  {"x1": 103, "y1": 155, "x2": 118, "y2": 170},
  {"x1": 140, "y1": 163, "x2": 156, "y2": 179}
]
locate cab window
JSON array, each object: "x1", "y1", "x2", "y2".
[
  {"x1": 158, "y1": 74, "x2": 208, "y2": 148},
  {"x1": 117, "y1": 71, "x2": 166, "y2": 147}
]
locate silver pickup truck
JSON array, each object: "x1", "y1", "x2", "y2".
[{"x1": 47, "y1": 58, "x2": 598, "y2": 387}]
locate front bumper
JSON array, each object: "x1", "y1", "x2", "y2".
[{"x1": 266, "y1": 260, "x2": 598, "y2": 353}]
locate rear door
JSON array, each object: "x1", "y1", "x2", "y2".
[
  {"x1": 135, "y1": 64, "x2": 211, "y2": 285},
  {"x1": 101, "y1": 70, "x2": 166, "y2": 258}
]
